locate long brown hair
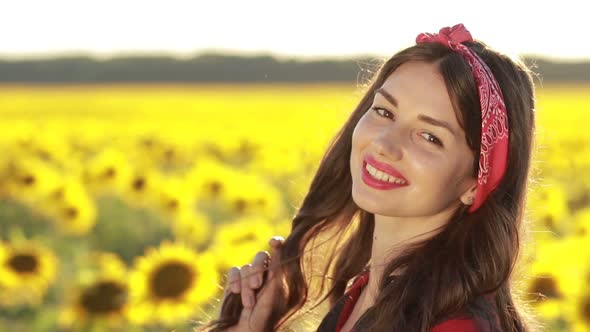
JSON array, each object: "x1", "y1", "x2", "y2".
[{"x1": 201, "y1": 40, "x2": 539, "y2": 332}]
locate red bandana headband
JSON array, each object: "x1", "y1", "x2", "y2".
[{"x1": 415, "y1": 24, "x2": 509, "y2": 213}]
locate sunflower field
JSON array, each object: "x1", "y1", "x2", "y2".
[{"x1": 0, "y1": 83, "x2": 588, "y2": 332}]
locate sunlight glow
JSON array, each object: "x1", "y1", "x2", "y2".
[{"x1": 1, "y1": 0, "x2": 588, "y2": 60}]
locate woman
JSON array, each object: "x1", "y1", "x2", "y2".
[{"x1": 202, "y1": 24, "x2": 538, "y2": 331}]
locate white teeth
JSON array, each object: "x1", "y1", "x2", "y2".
[{"x1": 364, "y1": 163, "x2": 407, "y2": 184}]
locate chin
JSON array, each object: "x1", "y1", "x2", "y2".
[{"x1": 352, "y1": 187, "x2": 392, "y2": 215}]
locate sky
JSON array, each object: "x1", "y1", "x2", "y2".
[{"x1": 1, "y1": 0, "x2": 588, "y2": 61}]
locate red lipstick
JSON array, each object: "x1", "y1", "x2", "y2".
[{"x1": 361, "y1": 154, "x2": 409, "y2": 190}]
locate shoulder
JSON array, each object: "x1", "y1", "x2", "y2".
[
  {"x1": 431, "y1": 314, "x2": 501, "y2": 332},
  {"x1": 431, "y1": 298, "x2": 501, "y2": 332},
  {"x1": 431, "y1": 318, "x2": 479, "y2": 332}
]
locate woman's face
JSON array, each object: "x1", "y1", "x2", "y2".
[{"x1": 350, "y1": 60, "x2": 477, "y2": 217}]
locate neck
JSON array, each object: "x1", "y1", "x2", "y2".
[{"x1": 361, "y1": 212, "x2": 451, "y2": 307}]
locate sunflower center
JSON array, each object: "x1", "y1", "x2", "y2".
[
  {"x1": 52, "y1": 188, "x2": 65, "y2": 200},
  {"x1": 231, "y1": 233, "x2": 257, "y2": 245},
  {"x1": 164, "y1": 149, "x2": 175, "y2": 160},
  {"x1": 543, "y1": 215, "x2": 555, "y2": 230},
  {"x1": 150, "y1": 262, "x2": 195, "y2": 299},
  {"x1": 37, "y1": 149, "x2": 51, "y2": 161},
  {"x1": 527, "y1": 276, "x2": 561, "y2": 300},
  {"x1": 580, "y1": 294, "x2": 590, "y2": 323},
  {"x1": 8, "y1": 253, "x2": 39, "y2": 273},
  {"x1": 208, "y1": 181, "x2": 222, "y2": 196},
  {"x1": 79, "y1": 280, "x2": 127, "y2": 314},
  {"x1": 102, "y1": 167, "x2": 116, "y2": 179},
  {"x1": 64, "y1": 206, "x2": 79, "y2": 219},
  {"x1": 167, "y1": 199, "x2": 179, "y2": 210},
  {"x1": 142, "y1": 138, "x2": 155, "y2": 148},
  {"x1": 133, "y1": 177, "x2": 146, "y2": 191},
  {"x1": 234, "y1": 199, "x2": 248, "y2": 212},
  {"x1": 21, "y1": 175, "x2": 36, "y2": 186}
]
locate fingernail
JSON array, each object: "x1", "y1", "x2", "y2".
[{"x1": 270, "y1": 236, "x2": 284, "y2": 245}]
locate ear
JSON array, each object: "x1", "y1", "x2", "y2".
[{"x1": 459, "y1": 179, "x2": 478, "y2": 205}]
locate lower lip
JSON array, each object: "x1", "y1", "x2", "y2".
[{"x1": 361, "y1": 161, "x2": 408, "y2": 190}]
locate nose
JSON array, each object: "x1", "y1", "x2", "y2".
[{"x1": 371, "y1": 126, "x2": 404, "y2": 160}]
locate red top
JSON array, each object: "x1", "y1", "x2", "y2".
[{"x1": 334, "y1": 271, "x2": 499, "y2": 332}]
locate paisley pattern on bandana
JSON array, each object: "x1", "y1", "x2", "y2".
[{"x1": 416, "y1": 24, "x2": 509, "y2": 213}]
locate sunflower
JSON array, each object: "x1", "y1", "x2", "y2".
[
  {"x1": 153, "y1": 177, "x2": 196, "y2": 221},
  {"x1": 527, "y1": 181, "x2": 571, "y2": 237},
  {"x1": 4, "y1": 157, "x2": 62, "y2": 205},
  {"x1": 525, "y1": 237, "x2": 590, "y2": 320},
  {"x1": 211, "y1": 216, "x2": 275, "y2": 273},
  {"x1": 0, "y1": 162, "x2": 9, "y2": 199},
  {"x1": 135, "y1": 135, "x2": 191, "y2": 168},
  {"x1": 171, "y1": 209, "x2": 212, "y2": 247},
  {"x1": 136, "y1": 135, "x2": 161, "y2": 157},
  {"x1": 20, "y1": 132, "x2": 72, "y2": 167},
  {"x1": 120, "y1": 166, "x2": 163, "y2": 209},
  {"x1": 185, "y1": 157, "x2": 239, "y2": 201},
  {"x1": 201, "y1": 134, "x2": 253, "y2": 162},
  {"x1": 0, "y1": 240, "x2": 58, "y2": 307},
  {"x1": 61, "y1": 278, "x2": 129, "y2": 329},
  {"x1": 153, "y1": 140, "x2": 193, "y2": 169},
  {"x1": 524, "y1": 272, "x2": 564, "y2": 320},
  {"x1": 221, "y1": 172, "x2": 284, "y2": 219},
  {"x1": 59, "y1": 252, "x2": 130, "y2": 329},
  {"x1": 127, "y1": 241, "x2": 219, "y2": 325},
  {"x1": 83, "y1": 148, "x2": 132, "y2": 196},
  {"x1": 40, "y1": 176, "x2": 97, "y2": 235},
  {"x1": 563, "y1": 288, "x2": 590, "y2": 332},
  {"x1": 561, "y1": 266, "x2": 590, "y2": 332},
  {"x1": 574, "y1": 207, "x2": 590, "y2": 238}
]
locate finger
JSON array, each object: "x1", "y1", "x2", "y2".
[
  {"x1": 267, "y1": 238, "x2": 284, "y2": 280},
  {"x1": 238, "y1": 302, "x2": 253, "y2": 323},
  {"x1": 240, "y1": 264, "x2": 256, "y2": 308},
  {"x1": 226, "y1": 266, "x2": 241, "y2": 294},
  {"x1": 250, "y1": 251, "x2": 270, "y2": 288},
  {"x1": 268, "y1": 235, "x2": 285, "y2": 248}
]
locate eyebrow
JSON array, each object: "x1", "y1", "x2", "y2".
[{"x1": 374, "y1": 88, "x2": 457, "y2": 137}]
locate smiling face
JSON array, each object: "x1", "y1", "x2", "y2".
[{"x1": 350, "y1": 60, "x2": 478, "y2": 218}]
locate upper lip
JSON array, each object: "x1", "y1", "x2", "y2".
[{"x1": 363, "y1": 154, "x2": 409, "y2": 182}]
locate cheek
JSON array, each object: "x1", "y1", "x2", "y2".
[
  {"x1": 351, "y1": 114, "x2": 375, "y2": 173},
  {"x1": 351, "y1": 113, "x2": 373, "y2": 148},
  {"x1": 410, "y1": 150, "x2": 458, "y2": 190}
]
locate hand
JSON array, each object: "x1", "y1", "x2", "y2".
[{"x1": 221, "y1": 236, "x2": 285, "y2": 332}]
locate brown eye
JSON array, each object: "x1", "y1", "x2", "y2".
[
  {"x1": 371, "y1": 107, "x2": 393, "y2": 119},
  {"x1": 371, "y1": 106, "x2": 444, "y2": 148},
  {"x1": 420, "y1": 132, "x2": 444, "y2": 147}
]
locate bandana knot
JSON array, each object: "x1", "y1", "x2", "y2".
[{"x1": 416, "y1": 24, "x2": 473, "y2": 49}]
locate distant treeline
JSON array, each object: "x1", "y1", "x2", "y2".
[{"x1": 0, "y1": 53, "x2": 588, "y2": 83}]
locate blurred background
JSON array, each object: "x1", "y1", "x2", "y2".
[{"x1": 0, "y1": 0, "x2": 588, "y2": 331}]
